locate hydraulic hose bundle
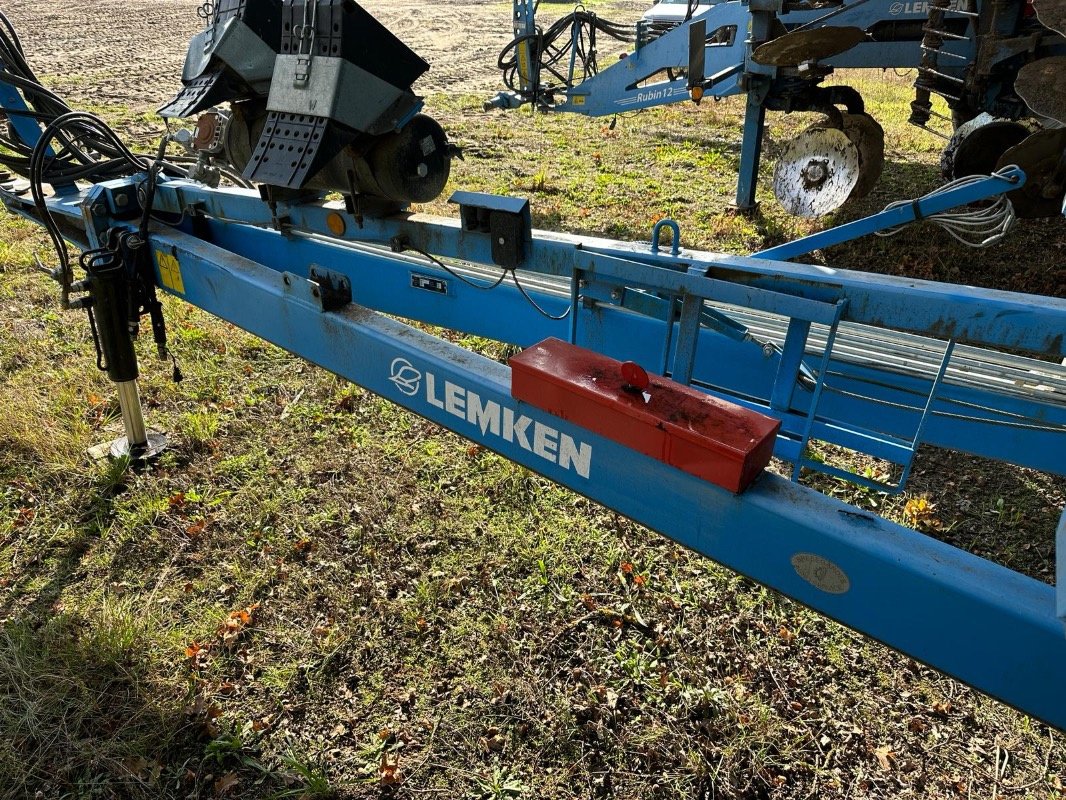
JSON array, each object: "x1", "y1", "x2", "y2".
[{"x1": 497, "y1": 9, "x2": 637, "y2": 100}]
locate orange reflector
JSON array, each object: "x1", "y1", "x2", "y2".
[{"x1": 326, "y1": 212, "x2": 347, "y2": 237}]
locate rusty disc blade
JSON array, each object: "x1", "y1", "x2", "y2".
[
  {"x1": 773, "y1": 126, "x2": 860, "y2": 217},
  {"x1": 1034, "y1": 0, "x2": 1066, "y2": 34},
  {"x1": 1016, "y1": 56, "x2": 1066, "y2": 125},
  {"x1": 752, "y1": 26, "x2": 867, "y2": 67},
  {"x1": 842, "y1": 113, "x2": 885, "y2": 199},
  {"x1": 995, "y1": 128, "x2": 1066, "y2": 218}
]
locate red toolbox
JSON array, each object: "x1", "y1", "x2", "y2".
[{"x1": 510, "y1": 338, "x2": 781, "y2": 493}]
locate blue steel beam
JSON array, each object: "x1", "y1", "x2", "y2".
[
  {"x1": 131, "y1": 220, "x2": 1066, "y2": 731},
  {"x1": 93, "y1": 179, "x2": 1066, "y2": 357},
  {"x1": 3, "y1": 185, "x2": 1064, "y2": 479},
  {"x1": 1058, "y1": 510, "x2": 1066, "y2": 627},
  {"x1": 494, "y1": 0, "x2": 984, "y2": 116},
  {"x1": 753, "y1": 167, "x2": 1027, "y2": 261},
  {"x1": 191, "y1": 216, "x2": 1066, "y2": 477}
]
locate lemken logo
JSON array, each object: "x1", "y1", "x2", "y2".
[
  {"x1": 387, "y1": 357, "x2": 593, "y2": 479},
  {"x1": 389, "y1": 358, "x2": 423, "y2": 397},
  {"x1": 890, "y1": 0, "x2": 961, "y2": 13}
]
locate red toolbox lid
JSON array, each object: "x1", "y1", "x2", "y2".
[{"x1": 510, "y1": 338, "x2": 781, "y2": 491}]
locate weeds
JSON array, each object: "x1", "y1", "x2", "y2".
[
  {"x1": 274, "y1": 752, "x2": 334, "y2": 799},
  {"x1": 472, "y1": 766, "x2": 527, "y2": 799}
]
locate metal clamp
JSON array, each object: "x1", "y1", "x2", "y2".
[{"x1": 293, "y1": 0, "x2": 319, "y2": 87}]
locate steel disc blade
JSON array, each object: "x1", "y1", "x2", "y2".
[
  {"x1": 1034, "y1": 0, "x2": 1066, "y2": 34},
  {"x1": 752, "y1": 26, "x2": 867, "y2": 67},
  {"x1": 773, "y1": 126, "x2": 860, "y2": 217},
  {"x1": 995, "y1": 128, "x2": 1066, "y2": 219},
  {"x1": 1016, "y1": 56, "x2": 1066, "y2": 125},
  {"x1": 842, "y1": 112, "x2": 885, "y2": 199},
  {"x1": 945, "y1": 119, "x2": 1032, "y2": 179}
]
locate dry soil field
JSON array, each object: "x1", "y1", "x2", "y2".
[{"x1": 5, "y1": 1, "x2": 647, "y2": 111}]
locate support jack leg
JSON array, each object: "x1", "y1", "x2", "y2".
[
  {"x1": 77, "y1": 239, "x2": 168, "y2": 463},
  {"x1": 108, "y1": 379, "x2": 167, "y2": 461}
]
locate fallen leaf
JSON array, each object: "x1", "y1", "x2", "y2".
[
  {"x1": 217, "y1": 603, "x2": 260, "y2": 644},
  {"x1": 379, "y1": 754, "x2": 401, "y2": 785},
  {"x1": 213, "y1": 771, "x2": 239, "y2": 796},
  {"x1": 123, "y1": 756, "x2": 150, "y2": 777},
  {"x1": 873, "y1": 745, "x2": 895, "y2": 771},
  {"x1": 932, "y1": 700, "x2": 952, "y2": 715}
]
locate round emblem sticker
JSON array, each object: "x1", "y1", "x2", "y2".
[{"x1": 791, "y1": 553, "x2": 850, "y2": 594}]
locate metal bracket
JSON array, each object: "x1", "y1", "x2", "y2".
[
  {"x1": 308, "y1": 265, "x2": 352, "y2": 311},
  {"x1": 449, "y1": 191, "x2": 532, "y2": 269}
]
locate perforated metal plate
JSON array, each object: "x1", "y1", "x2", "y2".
[
  {"x1": 159, "y1": 69, "x2": 230, "y2": 119},
  {"x1": 996, "y1": 128, "x2": 1066, "y2": 218},
  {"x1": 752, "y1": 26, "x2": 866, "y2": 66},
  {"x1": 242, "y1": 111, "x2": 339, "y2": 188},
  {"x1": 773, "y1": 126, "x2": 860, "y2": 217},
  {"x1": 158, "y1": 0, "x2": 282, "y2": 118},
  {"x1": 842, "y1": 112, "x2": 884, "y2": 199},
  {"x1": 1016, "y1": 56, "x2": 1066, "y2": 125},
  {"x1": 1034, "y1": 0, "x2": 1066, "y2": 34}
]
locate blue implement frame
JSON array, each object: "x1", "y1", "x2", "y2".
[{"x1": 2, "y1": 169, "x2": 1065, "y2": 728}]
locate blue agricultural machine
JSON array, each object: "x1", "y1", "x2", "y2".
[
  {"x1": 0, "y1": 0, "x2": 1064, "y2": 732},
  {"x1": 489, "y1": 0, "x2": 1066, "y2": 216}
]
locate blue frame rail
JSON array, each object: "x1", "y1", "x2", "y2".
[
  {"x1": 2, "y1": 176, "x2": 1065, "y2": 729},
  {"x1": 9, "y1": 179, "x2": 1065, "y2": 486}
]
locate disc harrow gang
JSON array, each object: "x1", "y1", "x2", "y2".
[
  {"x1": 751, "y1": 26, "x2": 867, "y2": 67},
  {"x1": 487, "y1": 0, "x2": 1065, "y2": 216}
]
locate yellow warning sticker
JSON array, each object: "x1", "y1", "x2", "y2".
[
  {"x1": 572, "y1": 95, "x2": 586, "y2": 106},
  {"x1": 517, "y1": 47, "x2": 530, "y2": 82},
  {"x1": 156, "y1": 251, "x2": 185, "y2": 295}
]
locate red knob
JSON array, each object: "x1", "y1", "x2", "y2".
[{"x1": 621, "y1": 361, "x2": 650, "y2": 392}]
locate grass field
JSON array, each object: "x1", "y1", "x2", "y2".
[{"x1": 0, "y1": 60, "x2": 1065, "y2": 800}]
